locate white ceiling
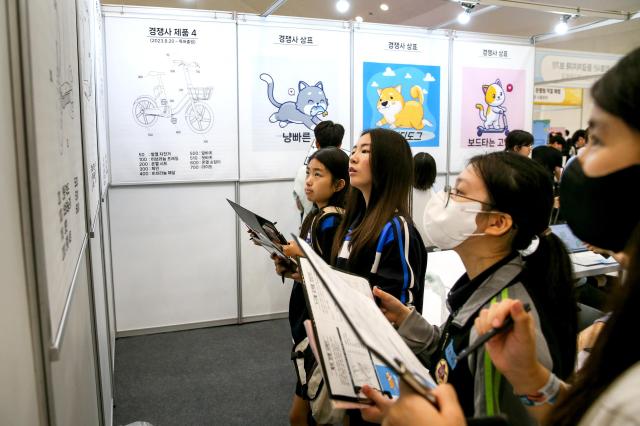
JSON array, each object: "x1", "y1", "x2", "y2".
[{"x1": 105, "y1": 0, "x2": 640, "y2": 54}]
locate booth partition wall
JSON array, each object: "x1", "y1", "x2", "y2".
[
  {"x1": 104, "y1": 6, "x2": 536, "y2": 338},
  {"x1": 1, "y1": 2, "x2": 621, "y2": 424}
]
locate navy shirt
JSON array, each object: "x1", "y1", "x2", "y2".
[{"x1": 335, "y1": 215, "x2": 427, "y2": 313}]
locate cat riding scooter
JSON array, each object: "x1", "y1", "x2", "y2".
[
  {"x1": 476, "y1": 113, "x2": 509, "y2": 137},
  {"x1": 475, "y1": 79, "x2": 510, "y2": 137}
]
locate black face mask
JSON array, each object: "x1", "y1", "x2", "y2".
[{"x1": 560, "y1": 158, "x2": 640, "y2": 253}]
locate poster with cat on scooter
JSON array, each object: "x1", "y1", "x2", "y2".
[
  {"x1": 461, "y1": 67, "x2": 525, "y2": 149},
  {"x1": 449, "y1": 40, "x2": 534, "y2": 173}
]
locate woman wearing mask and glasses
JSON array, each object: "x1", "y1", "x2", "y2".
[
  {"x1": 359, "y1": 151, "x2": 577, "y2": 426},
  {"x1": 381, "y1": 46, "x2": 640, "y2": 426}
]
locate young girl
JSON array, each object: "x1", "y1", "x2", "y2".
[
  {"x1": 332, "y1": 128, "x2": 427, "y2": 311},
  {"x1": 273, "y1": 147, "x2": 350, "y2": 426}
]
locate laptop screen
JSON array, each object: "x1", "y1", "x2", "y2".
[{"x1": 550, "y1": 224, "x2": 586, "y2": 253}]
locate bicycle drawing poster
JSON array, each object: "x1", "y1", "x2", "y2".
[{"x1": 105, "y1": 16, "x2": 238, "y2": 183}]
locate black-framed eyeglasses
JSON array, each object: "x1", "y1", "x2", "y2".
[{"x1": 442, "y1": 185, "x2": 494, "y2": 208}]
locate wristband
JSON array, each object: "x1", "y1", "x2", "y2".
[{"x1": 517, "y1": 372, "x2": 561, "y2": 406}]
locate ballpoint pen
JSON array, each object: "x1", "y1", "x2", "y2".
[{"x1": 455, "y1": 303, "x2": 531, "y2": 363}]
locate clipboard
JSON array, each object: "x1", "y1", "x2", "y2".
[
  {"x1": 294, "y1": 235, "x2": 438, "y2": 407},
  {"x1": 227, "y1": 199, "x2": 292, "y2": 263},
  {"x1": 299, "y1": 260, "x2": 390, "y2": 406}
]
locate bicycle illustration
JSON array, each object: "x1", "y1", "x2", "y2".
[{"x1": 132, "y1": 60, "x2": 214, "y2": 134}]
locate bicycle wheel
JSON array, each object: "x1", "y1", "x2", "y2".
[
  {"x1": 185, "y1": 102, "x2": 213, "y2": 133},
  {"x1": 132, "y1": 96, "x2": 158, "y2": 127}
]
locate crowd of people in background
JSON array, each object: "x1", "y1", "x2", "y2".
[{"x1": 268, "y1": 46, "x2": 640, "y2": 426}]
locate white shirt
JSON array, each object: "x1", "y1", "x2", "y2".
[
  {"x1": 579, "y1": 361, "x2": 640, "y2": 425},
  {"x1": 411, "y1": 187, "x2": 433, "y2": 244},
  {"x1": 293, "y1": 164, "x2": 313, "y2": 220}
]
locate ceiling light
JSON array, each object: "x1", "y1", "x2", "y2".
[
  {"x1": 336, "y1": 0, "x2": 350, "y2": 13},
  {"x1": 380, "y1": 4, "x2": 389, "y2": 11},
  {"x1": 457, "y1": 10, "x2": 471, "y2": 24},
  {"x1": 457, "y1": 2, "x2": 475, "y2": 25},
  {"x1": 554, "y1": 15, "x2": 570, "y2": 34},
  {"x1": 355, "y1": 16, "x2": 364, "y2": 23}
]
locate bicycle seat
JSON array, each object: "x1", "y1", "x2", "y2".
[{"x1": 147, "y1": 71, "x2": 165, "y2": 77}]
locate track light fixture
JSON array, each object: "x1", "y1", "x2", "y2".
[
  {"x1": 554, "y1": 14, "x2": 570, "y2": 34},
  {"x1": 457, "y1": 2, "x2": 475, "y2": 25}
]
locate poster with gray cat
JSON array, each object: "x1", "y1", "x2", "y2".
[
  {"x1": 237, "y1": 22, "x2": 351, "y2": 180},
  {"x1": 259, "y1": 73, "x2": 329, "y2": 130}
]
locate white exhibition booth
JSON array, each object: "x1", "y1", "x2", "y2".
[
  {"x1": 0, "y1": 2, "x2": 622, "y2": 425},
  {"x1": 103, "y1": 6, "x2": 536, "y2": 339}
]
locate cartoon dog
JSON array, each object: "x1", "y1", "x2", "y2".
[{"x1": 376, "y1": 85, "x2": 432, "y2": 130}]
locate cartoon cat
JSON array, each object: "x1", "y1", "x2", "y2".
[
  {"x1": 259, "y1": 73, "x2": 328, "y2": 130},
  {"x1": 475, "y1": 79, "x2": 507, "y2": 129},
  {"x1": 376, "y1": 85, "x2": 432, "y2": 130}
]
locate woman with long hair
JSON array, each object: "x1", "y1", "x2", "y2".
[{"x1": 332, "y1": 128, "x2": 427, "y2": 311}]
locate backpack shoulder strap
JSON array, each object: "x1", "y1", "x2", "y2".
[{"x1": 310, "y1": 206, "x2": 344, "y2": 255}]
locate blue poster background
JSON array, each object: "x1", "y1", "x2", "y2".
[{"x1": 363, "y1": 62, "x2": 440, "y2": 147}]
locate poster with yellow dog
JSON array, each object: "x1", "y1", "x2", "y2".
[{"x1": 363, "y1": 62, "x2": 440, "y2": 147}]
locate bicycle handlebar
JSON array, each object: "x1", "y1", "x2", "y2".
[{"x1": 172, "y1": 60, "x2": 200, "y2": 69}]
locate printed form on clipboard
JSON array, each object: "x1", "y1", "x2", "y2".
[{"x1": 295, "y1": 236, "x2": 438, "y2": 408}]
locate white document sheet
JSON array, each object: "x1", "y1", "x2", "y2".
[
  {"x1": 300, "y1": 258, "x2": 383, "y2": 401},
  {"x1": 297, "y1": 238, "x2": 436, "y2": 397}
]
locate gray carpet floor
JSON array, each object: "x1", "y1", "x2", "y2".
[{"x1": 114, "y1": 319, "x2": 295, "y2": 426}]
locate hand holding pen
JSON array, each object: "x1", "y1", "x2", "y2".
[
  {"x1": 473, "y1": 299, "x2": 547, "y2": 396},
  {"x1": 456, "y1": 303, "x2": 531, "y2": 363}
]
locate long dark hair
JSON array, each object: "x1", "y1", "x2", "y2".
[
  {"x1": 331, "y1": 128, "x2": 413, "y2": 264},
  {"x1": 546, "y1": 46, "x2": 640, "y2": 426},
  {"x1": 413, "y1": 152, "x2": 437, "y2": 190},
  {"x1": 547, "y1": 225, "x2": 640, "y2": 425},
  {"x1": 591, "y1": 46, "x2": 640, "y2": 133},
  {"x1": 469, "y1": 152, "x2": 577, "y2": 379},
  {"x1": 299, "y1": 147, "x2": 350, "y2": 238}
]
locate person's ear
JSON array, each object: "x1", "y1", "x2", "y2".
[
  {"x1": 333, "y1": 179, "x2": 346, "y2": 192},
  {"x1": 483, "y1": 212, "x2": 513, "y2": 237}
]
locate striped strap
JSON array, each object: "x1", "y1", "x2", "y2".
[{"x1": 484, "y1": 287, "x2": 509, "y2": 415}]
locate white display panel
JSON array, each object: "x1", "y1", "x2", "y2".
[
  {"x1": 239, "y1": 180, "x2": 300, "y2": 318},
  {"x1": 354, "y1": 25, "x2": 449, "y2": 171},
  {"x1": 27, "y1": 0, "x2": 87, "y2": 339},
  {"x1": 105, "y1": 14, "x2": 238, "y2": 184},
  {"x1": 77, "y1": 0, "x2": 100, "y2": 224},
  {"x1": 88, "y1": 224, "x2": 113, "y2": 426},
  {"x1": 50, "y1": 255, "x2": 100, "y2": 426},
  {"x1": 535, "y1": 48, "x2": 621, "y2": 88},
  {"x1": 109, "y1": 184, "x2": 238, "y2": 331},
  {"x1": 94, "y1": 3, "x2": 110, "y2": 194},
  {"x1": 238, "y1": 19, "x2": 351, "y2": 180},
  {"x1": 449, "y1": 39, "x2": 534, "y2": 173}
]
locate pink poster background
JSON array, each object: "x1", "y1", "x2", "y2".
[{"x1": 460, "y1": 67, "x2": 526, "y2": 149}]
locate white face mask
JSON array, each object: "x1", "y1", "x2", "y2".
[{"x1": 422, "y1": 190, "x2": 487, "y2": 250}]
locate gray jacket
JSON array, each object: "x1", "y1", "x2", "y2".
[{"x1": 397, "y1": 256, "x2": 553, "y2": 425}]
